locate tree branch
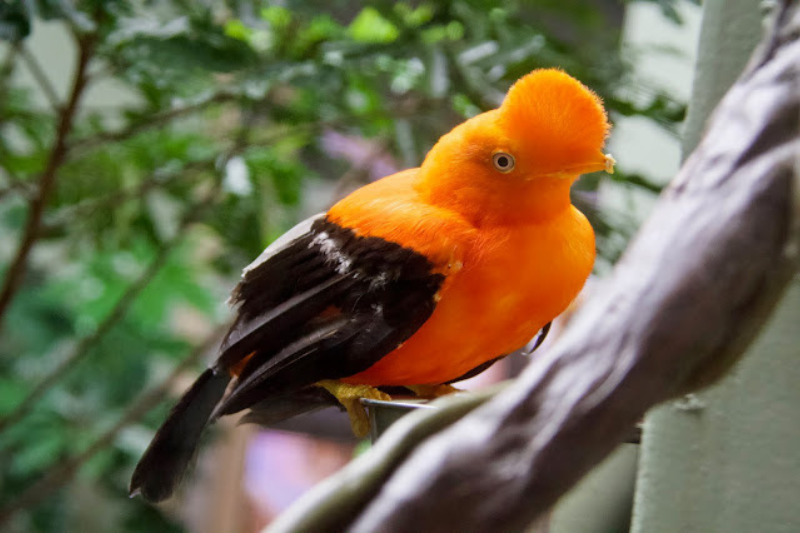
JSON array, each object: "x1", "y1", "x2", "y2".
[
  {"x1": 0, "y1": 324, "x2": 228, "y2": 526},
  {"x1": 0, "y1": 46, "x2": 36, "y2": 202},
  {"x1": 40, "y1": 157, "x2": 215, "y2": 231},
  {"x1": 0, "y1": 32, "x2": 96, "y2": 330},
  {"x1": 0, "y1": 191, "x2": 218, "y2": 436},
  {"x1": 0, "y1": 103, "x2": 258, "y2": 435},
  {"x1": 268, "y1": 3, "x2": 800, "y2": 532},
  {"x1": 0, "y1": 42, "x2": 21, "y2": 128},
  {"x1": 18, "y1": 44, "x2": 62, "y2": 113},
  {"x1": 0, "y1": 108, "x2": 260, "y2": 520},
  {"x1": 66, "y1": 91, "x2": 238, "y2": 156},
  {"x1": 0, "y1": 169, "x2": 35, "y2": 202}
]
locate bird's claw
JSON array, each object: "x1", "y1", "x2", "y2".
[
  {"x1": 315, "y1": 380, "x2": 391, "y2": 438},
  {"x1": 406, "y1": 383, "x2": 461, "y2": 399}
]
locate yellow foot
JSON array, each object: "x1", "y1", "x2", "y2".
[
  {"x1": 406, "y1": 383, "x2": 461, "y2": 399},
  {"x1": 315, "y1": 380, "x2": 391, "y2": 438}
]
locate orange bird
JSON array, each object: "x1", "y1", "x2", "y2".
[{"x1": 130, "y1": 69, "x2": 613, "y2": 502}]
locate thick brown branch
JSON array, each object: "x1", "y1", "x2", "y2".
[
  {"x1": 268, "y1": 3, "x2": 800, "y2": 532},
  {"x1": 0, "y1": 325, "x2": 228, "y2": 526},
  {"x1": 0, "y1": 33, "x2": 95, "y2": 330}
]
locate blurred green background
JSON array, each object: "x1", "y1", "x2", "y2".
[{"x1": 0, "y1": 0, "x2": 696, "y2": 531}]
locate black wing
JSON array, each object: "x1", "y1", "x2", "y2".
[
  {"x1": 212, "y1": 214, "x2": 445, "y2": 416},
  {"x1": 131, "y1": 214, "x2": 444, "y2": 501}
]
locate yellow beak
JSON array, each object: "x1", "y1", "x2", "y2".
[
  {"x1": 602, "y1": 153, "x2": 616, "y2": 174},
  {"x1": 565, "y1": 153, "x2": 615, "y2": 175}
]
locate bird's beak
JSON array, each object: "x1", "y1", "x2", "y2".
[
  {"x1": 565, "y1": 153, "x2": 616, "y2": 175},
  {"x1": 603, "y1": 153, "x2": 616, "y2": 174}
]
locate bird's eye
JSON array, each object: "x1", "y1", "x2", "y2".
[{"x1": 492, "y1": 152, "x2": 515, "y2": 173}]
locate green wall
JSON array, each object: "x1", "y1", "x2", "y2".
[{"x1": 632, "y1": 2, "x2": 800, "y2": 531}]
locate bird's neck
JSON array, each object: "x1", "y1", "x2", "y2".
[{"x1": 416, "y1": 171, "x2": 578, "y2": 228}]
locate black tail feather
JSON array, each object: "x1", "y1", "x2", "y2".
[
  {"x1": 130, "y1": 368, "x2": 230, "y2": 502},
  {"x1": 239, "y1": 387, "x2": 341, "y2": 426}
]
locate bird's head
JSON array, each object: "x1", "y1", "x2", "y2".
[{"x1": 418, "y1": 69, "x2": 613, "y2": 226}]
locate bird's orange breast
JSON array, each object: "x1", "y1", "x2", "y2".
[{"x1": 342, "y1": 205, "x2": 595, "y2": 386}]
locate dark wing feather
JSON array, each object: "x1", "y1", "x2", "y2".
[
  {"x1": 214, "y1": 315, "x2": 355, "y2": 415},
  {"x1": 217, "y1": 274, "x2": 355, "y2": 367},
  {"x1": 529, "y1": 321, "x2": 552, "y2": 353},
  {"x1": 131, "y1": 214, "x2": 444, "y2": 502},
  {"x1": 213, "y1": 215, "x2": 445, "y2": 416},
  {"x1": 129, "y1": 369, "x2": 229, "y2": 502},
  {"x1": 239, "y1": 387, "x2": 341, "y2": 427}
]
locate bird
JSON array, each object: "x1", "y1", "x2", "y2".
[{"x1": 129, "y1": 68, "x2": 614, "y2": 502}]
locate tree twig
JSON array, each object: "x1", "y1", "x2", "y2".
[
  {"x1": 0, "y1": 42, "x2": 21, "y2": 126},
  {"x1": 0, "y1": 168, "x2": 35, "y2": 201},
  {"x1": 0, "y1": 102, "x2": 258, "y2": 435},
  {"x1": 18, "y1": 44, "x2": 62, "y2": 113},
  {"x1": 0, "y1": 191, "x2": 218, "y2": 435},
  {"x1": 0, "y1": 45, "x2": 33, "y2": 201},
  {"x1": 66, "y1": 92, "x2": 238, "y2": 156},
  {"x1": 40, "y1": 157, "x2": 215, "y2": 231},
  {"x1": 0, "y1": 107, "x2": 260, "y2": 521},
  {"x1": 0, "y1": 324, "x2": 229, "y2": 526},
  {"x1": 0, "y1": 32, "x2": 96, "y2": 330}
]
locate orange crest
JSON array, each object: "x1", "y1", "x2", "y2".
[{"x1": 499, "y1": 69, "x2": 610, "y2": 175}]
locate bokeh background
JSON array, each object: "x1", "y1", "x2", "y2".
[{"x1": 0, "y1": 1, "x2": 700, "y2": 531}]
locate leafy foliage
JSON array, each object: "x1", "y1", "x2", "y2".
[{"x1": 0, "y1": 0, "x2": 689, "y2": 530}]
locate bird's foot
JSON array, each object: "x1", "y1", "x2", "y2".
[
  {"x1": 315, "y1": 380, "x2": 391, "y2": 438},
  {"x1": 406, "y1": 383, "x2": 461, "y2": 399}
]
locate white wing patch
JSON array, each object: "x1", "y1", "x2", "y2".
[{"x1": 310, "y1": 231, "x2": 352, "y2": 274}]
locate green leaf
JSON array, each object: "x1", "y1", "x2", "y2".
[
  {"x1": 0, "y1": 377, "x2": 28, "y2": 415},
  {"x1": 224, "y1": 19, "x2": 252, "y2": 42},
  {"x1": 261, "y1": 6, "x2": 292, "y2": 29},
  {"x1": 349, "y1": 7, "x2": 399, "y2": 44},
  {"x1": 11, "y1": 433, "x2": 66, "y2": 477},
  {"x1": 422, "y1": 21, "x2": 464, "y2": 44},
  {"x1": 452, "y1": 93, "x2": 481, "y2": 118},
  {"x1": 294, "y1": 14, "x2": 344, "y2": 55},
  {"x1": 37, "y1": 0, "x2": 96, "y2": 32},
  {"x1": 120, "y1": 34, "x2": 257, "y2": 74},
  {"x1": 0, "y1": 1, "x2": 31, "y2": 42},
  {"x1": 394, "y1": 3, "x2": 434, "y2": 28}
]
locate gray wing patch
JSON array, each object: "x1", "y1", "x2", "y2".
[{"x1": 241, "y1": 213, "x2": 325, "y2": 276}]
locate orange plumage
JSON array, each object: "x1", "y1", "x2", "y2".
[
  {"x1": 334, "y1": 69, "x2": 609, "y2": 385},
  {"x1": 130, "y1": 68, "x2": 613, "y2": 502}
]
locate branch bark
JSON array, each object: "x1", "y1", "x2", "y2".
[
  {"x1": 0, "y1": 32, "x2": 95, "y2": 330},
  {"x1": 268, "y1": 2, "x2": 800, "y2": 531}
]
